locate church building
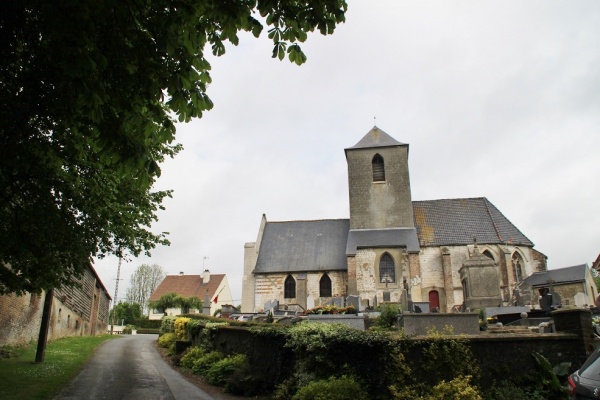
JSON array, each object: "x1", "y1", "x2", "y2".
[{"x1": 241, "y1": 127, "x2": 547, "y2": 313}]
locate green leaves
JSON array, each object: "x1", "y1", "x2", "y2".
[
  {"x1": 0, "y1": 0, "x2": 347, "y2": 295},
  {"x1": 288, "y1": 44, "x2": 307, "y2": 65}
]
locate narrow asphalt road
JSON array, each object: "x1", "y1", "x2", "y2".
[{"x1": 54, "y1": 334, "x2": 216, "y2": 400}]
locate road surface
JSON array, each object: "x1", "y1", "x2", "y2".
[{"x1": 54, "y1": 334, "x2": 216, "y2": 400}]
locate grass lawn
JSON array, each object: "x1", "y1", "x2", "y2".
[{"x1": 0, "y1": 334, "x2": 121, "y2": 400}]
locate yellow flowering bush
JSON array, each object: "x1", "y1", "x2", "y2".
[{"x1": 174, "y1": 317, "x2": 191, "y2": 341}]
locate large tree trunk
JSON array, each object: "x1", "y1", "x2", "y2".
[{"x1": 35, "y1": 288, "x2": 54, "y2": 363}]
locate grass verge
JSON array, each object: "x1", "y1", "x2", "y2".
[{"x1": 0, "y1": 334, "x2": 121, "y2": 400}]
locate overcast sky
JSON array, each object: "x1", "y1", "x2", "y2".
[{"x1": 94, "y1": 1, "x2": 600, "y2": 305}]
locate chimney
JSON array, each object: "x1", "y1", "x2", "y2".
[{"x1": 203, "y1": 269, "x2": 210, "y2": 283}]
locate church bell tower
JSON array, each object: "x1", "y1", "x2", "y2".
[
  {"x1": 345, "y1": 126, "x2": 415, "y2": 229},
  {"x1": 344, "y1": 126, "x2": 420, "y2": 303}
]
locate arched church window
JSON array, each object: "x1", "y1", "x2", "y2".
[
  {"x1": 319, "y1": 274, "x2": 332, "y2": 298},
  {"x1": 372, "y1": 154, "x2": 385, "y2": 182},
  {"x1": 284, "y1": 275, "x2": 296, "y2": 299},
  {"x1": 379, "y1": 253, "x2": 395, "y2": 283},
  {"x1": 512, "y1": 253, "x2": 523, "y2": 283}
]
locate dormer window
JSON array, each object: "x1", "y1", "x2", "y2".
[{"x1": 372, "y1": 154, "x2": 385, "y2": 182}]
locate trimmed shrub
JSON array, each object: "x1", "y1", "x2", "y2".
[
  {"x1": 483, "y1": 380, "x2": 546, "y2": 400},
  {"x1": 428, "y1": 375, "x2": 482, "y2": 400},
  {"x1": 416, "y1": 327, "x2": 480, "y2": 387},
  {"x1": 174, "y1": 317, "x2": 191, "y2": 340},
  {"x1": 292, "y1": 375, "x2": 369, "y2": 400},
  {"x1": 205, "y1": 354, "x2": 249, "y2": 387},
  {"x1": 226, "y1": 360, "x2": 270, "y2": 397},
  {"x1": 160, "y1": 316, "x2": 177, "y2": 334},
  {"x1": 191, "y1": 351, "x2": 224, "y2": 375},
  {"x1": 134, "y1": 317, "x2": 162, "y2": 329},
  {"x1": 180, "y1": 346, "x2": 205, "y2": 369},
  {"x1": 136, "y1": 328, "x2": 159, "y2": 334},
  {"x1": 158, "y1": 332, "x2": 176, "y2": 354},
  {"x1": 283, "y1": 322, "x2": 407, "y2": 399},
  {"x1": 376, "y1": 304, "x2": 401, "y2": 329}
]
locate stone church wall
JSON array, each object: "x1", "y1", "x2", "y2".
[
  {"x1": 253, "y1": 271, "x2": 347, "y2": 312},
  {"x1": 354, "y1": 248, "x2": 409, "y2": 306},
  {"x1": 418, "y1": 247, "x2": 444, "y2": 289},
  {"x1": 418, "y1": 244, "x2": 539, "y2": 311}
]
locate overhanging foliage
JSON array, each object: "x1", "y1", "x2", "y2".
[{"x1": 0, "y1": 0, "x2": 347, "y2": 294}]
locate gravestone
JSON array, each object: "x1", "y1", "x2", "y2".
[
  {"x1": 332, "y1": 297, "x2": 344, "y2": 308},
  {"x1": 540, "y1": 293, "x2": 553, "y2": 312},
  {"x1": 401, "y1": 289, "x2": 409, "y2": 309},
  {"x1": 459, "y1": 240, "x2": 502, "y2": 309},
  {"x1": 383, "y1": 291, "x2": 391, "y2": 302},
  {"x1": 306, "y1": 293, "x2": 315, "y2": 310},
  {"x1": 574, "y1": 292, "x2": 587, "y2": 307},
  {"x1": 412, "y1": 301, "x2": 430, "y2": 313},
  {"x1": 347, "y1": 295, "x2": 361, "y2": 312},
  {"x1": 264, "y1": 299, "x2": 279, "y2": 313}
]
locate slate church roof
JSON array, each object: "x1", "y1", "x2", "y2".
[
  {"x1": 253, "y1": 219, "x2": 350, "y2": 274},
  {"x1": 523, "y1": 264, "x2": 589, "y2": 287},
  {"x1": 253, "y1": 197, "x2": 534, "y2": 274},
  {"x1": 346, "y1": 228, "x2": 421, "y2": 255},
  {"x1": 345, "y1": 126, "x2": 406, "y2": 151},
  {"x1": 413, "y1": 197, "x2": 534, "y2": 247}
]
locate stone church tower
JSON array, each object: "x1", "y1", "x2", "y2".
[{"x1": 345, "y1": 127, "x2": 420, "y2": 306}]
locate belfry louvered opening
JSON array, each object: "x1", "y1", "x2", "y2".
[{"x1": 372, "y1": 154, "x2": 385, "y2": 182}]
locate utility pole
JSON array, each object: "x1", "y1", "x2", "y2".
[{"x1": 110, "y1": 255, "x2": 122, "y2": 335}]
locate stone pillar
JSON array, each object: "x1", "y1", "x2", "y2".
[
  {"x1": 503, "y1": 249, "x2": 515, "y2": 290},
  {"x1": 347, "y1": 256, "x2": 357, "y2": 295},
  {"x1": 408, "y1": 253, "x2": 422, "y2": 302},
  {"x1": 441, "y1": 248, "x2": 454, "y2": 311},
  {"x1": 241, "y1": 242, "x2": 257, "y2": 313},
  {"x1": 297, "y1": 273, "x2": 307, "y2": 310}
]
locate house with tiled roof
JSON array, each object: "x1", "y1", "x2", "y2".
[
  {"x1": 148, "y1": 270, "x2": 232, "y2": 320},
  {"x1": 242, "y1": 127, "x2": 548, "y2": 313}
]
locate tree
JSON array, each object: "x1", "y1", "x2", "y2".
[
  {"x1": 0, "y1": 0, "x2": 347, "y2": 295},
  {"x1": 110, "y1": 301, "x2": 142, "y2": 326},
  {"x1": 148, "y1": 292, "x2": 203, "y2": 315},
  {"x1": 126, "y1": 264, "x2": 166, "y2": 314},
  {"x1": 148, "y1": 292, "x2": 179, "y2": 314},
  {"x1": 176, "y1": 295, "x2": 203, "y2": 314}
]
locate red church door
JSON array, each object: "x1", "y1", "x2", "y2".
[{"x1": 429, "y1": 290, "x2": 440, "y2": 311}]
